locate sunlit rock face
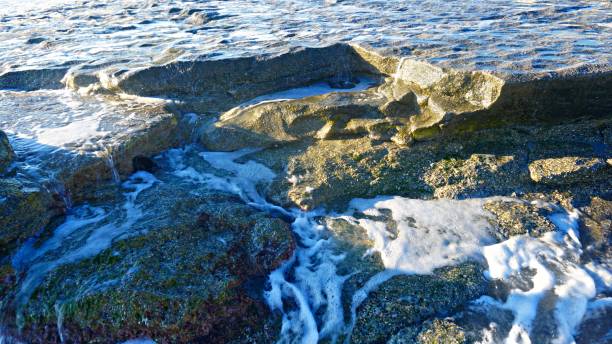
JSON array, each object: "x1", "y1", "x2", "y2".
[{"x1": 0, "y1": 1, "x2": 611, "y2": 344}]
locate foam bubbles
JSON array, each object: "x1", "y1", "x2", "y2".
[
  {"x1": 482, "y1": 210, "x2": 598, "y2": 344},
  {"x1": 346, "y1": 196, "x2": 496, "y2": 273}
]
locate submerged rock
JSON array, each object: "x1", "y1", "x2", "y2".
[
  {"x1": 0, "y1": 178, "x2": 58, "y2": 261},
  {"x1": 0, "y1": 130, "x2": 14, "y2": 172},
  {"x1": 0, "y1": 68, "x2": 70, "y2": 91}
]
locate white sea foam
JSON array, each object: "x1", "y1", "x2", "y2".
[
  {"x1": 165, "y1": 146, "x2": 290, "y2": 217},
  {"x1": 119, "y1": 339, "x2": 156, "y2": 344},
  {"x1": 339, "y1": 197, "x2": 497, "y2": 342},
  {"x1": 163, "y1": 147, "x2": 348, "y2": 342},
  {"x1": 345, "y1": 196, "x2": 496, "y2": 273},
  {"x1": 482, "y1": 210, "x2": 598, "y2": 344}
]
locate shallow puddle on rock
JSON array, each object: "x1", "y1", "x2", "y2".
[{"x1": 235, "y1": 75, "x2": 379, "y2": 110}]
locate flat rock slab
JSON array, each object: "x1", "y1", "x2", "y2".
[{"x1": 0, "y1": 90, "x2": 185, "y2": 201}]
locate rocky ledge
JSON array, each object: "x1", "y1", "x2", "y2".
[{"x1": 0, "y1": 44, "x2": 610, "y2": 343}]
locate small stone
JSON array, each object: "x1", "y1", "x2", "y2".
[
  {"x1": 185, "y1": 12, "x2": 210, "y2": 26},
  {"x1": 25, "y1": 37, "x2": 46, "y2": 44},
  {"x1": 328, "y1": 79, "x2": 356, "y2": 89}
]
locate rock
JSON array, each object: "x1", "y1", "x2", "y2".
[
  {"x1": 0, "y1": 91, "x2": 186, "y2": 204},
  {"x1": 101, "y1": 44, "x2": 363, "y2": 112},
  {"x1": 328, "y1": 78, "x2": 358, "y2": 89},
  {"x1": 350, "y1": 263, "x2": 486, "y2": 344},
  {"x1": 386, "y1": 326, "x2": 422, "y2": 344},
  {"x1": 257, "y1": 138, "x2": 434, "y2": 210},
  {"x1": 0, "y1": 67, "x2": 69, "y2": 91},
  {"x1": 253, "y1": 117, "x2": 608, "y2": 210},
  {"x1": 4, "y1": 195, "x2": 293, "y2": 343},
  {"x1": 575, "y1": 303, "x2": 612, "y2": 344},
  {"x1": 0, "y1": 178, "x2": 58, "y2": 261},
  {"x1": 423, "y1": 154, "x2": 528, "y2": 199},
  {"x1": 152, "y1": 47, "x2": 185, "y2": 65},
  {"x1": 0, "y1": 130, "x2": 14, "y2": 172},
  {"x1": 579, "y1": 196, "x2": 612, "y2": 262},
  {"x1": 25, "y1": 37, "x2": 46, "y2": 44},
  {"x1": 185, "y1": 12, "x2": 210, "y2": 25},
  {"x1": 484, "y1": 199, "x2": 556, "y2": 240},
  {"x1": 179, "y1": 8, "x2": 205, "y2": 16},
  {"x1": 417, "y1": 319, "x2": 466, "y2": 344},
  {"x1": 0, "y1": 263, "x2": 17, "y2": 299},
  {"x1": 528, "y1": 157, "x2": 610, "y2": 185},
  {"x1": 201, "y1": 88, "x2": 398, "y2": 151}
]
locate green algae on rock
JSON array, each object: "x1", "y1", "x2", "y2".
[
  {"x1": 4, "y1": 196, "x2": 293, "y2": 343},
  {"x1": 0, "y1": 178, "x2": 61, "y2": 262},
  {"x1": 350, "y1": 263, "x2": 486, "y2": 344}
]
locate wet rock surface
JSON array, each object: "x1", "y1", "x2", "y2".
[
  {"x1": 252, "y1": 117, "x2": 610, "y2": 211},
  {"x1": 579, "y1": 196, "x2": 612, "y2": 263},
  {"x1": 351, "y1": 263, "x2": 486, "y2": 344},
  {"x1": 1, "y1": 155, "x2": 294, "y2": 343},
  {"x1": 6, "y1": 200, "x2": 292, "y2": 343},
  {"x1": 0, "y1": 177, "x2": 62, "y2": 262},
  {"x1": 0, "y1": 130, "x2": 14, "y2": 173},
  {"x1": 483, "y1": 200, "x2": 556, "y2": 240}
]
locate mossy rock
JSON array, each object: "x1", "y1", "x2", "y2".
[
  {"x1": 350, "y1": 262, "x2": 486, "y2": 344},
  {"x1": 0, "y1": 178, "x2": 59, "y2": 261},
  {"x1": 4, "y1": 199, "x2": 293, "y2": 343}
]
